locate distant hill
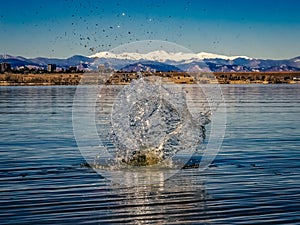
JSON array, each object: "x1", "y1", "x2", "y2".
[
  {"x1": 120, "y1": 61, "x2": 182, "y2": 72},
  {"x1": 0, "y1": 54, "x2": 93, "y2": 69},
  {"x1": 1, "y1": 51, "x2": 300, "y2": 72}
]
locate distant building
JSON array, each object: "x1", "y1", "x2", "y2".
[
  {"x1": 47, "y1": 64, "x2": 56, "y2": 73},
  {"x1": 68, "y1": 66, "x2": 77, "y2": 73},
  {"x1": 0, "y1": 62, "x2": 11, "y2": 73}
]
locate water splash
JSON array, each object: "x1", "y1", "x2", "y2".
[
  {"x1": 95, "y1": 75, "x2": 210, "y2": 168},
  {"x1": 73, "y1": 41, "x2": 226, "y2": 185}
]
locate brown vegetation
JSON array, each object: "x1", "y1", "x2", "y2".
[
  {"x1": 0, "y1": 73, "x2": 82, "y2": 85},
  {"x1": 1, "y1": 71, "x2": 300, "y2": 86},
  {"x1": 214, "y1": 72, "x2": 300, "y2": 84}
]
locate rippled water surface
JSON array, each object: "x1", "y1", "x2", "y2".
[{"x1": 1, "y1": 85, "x2": 300, "y2": 224}]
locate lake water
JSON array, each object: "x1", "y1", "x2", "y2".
[{"x1": 1, "y1": 85, "x2": 300, "y2": 224}]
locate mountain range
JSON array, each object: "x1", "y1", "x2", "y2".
[{"x1": 1, "y1": 51, "x2": 300, "y2": 72}]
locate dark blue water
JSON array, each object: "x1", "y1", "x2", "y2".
[{"x1": 1, "y1": 85, "x2": 300, "y2": 224}]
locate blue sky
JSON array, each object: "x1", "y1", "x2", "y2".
[{"x1": 1, "y1": 0, "x2": 300, "y2": 59}]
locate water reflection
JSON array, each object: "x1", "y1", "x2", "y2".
[{"x1": 97, "y1": 169, "x2": 209, "y2": 224}]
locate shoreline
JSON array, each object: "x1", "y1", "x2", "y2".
[{"x1": 1, "y1": 72, "x2": 300, "y2": 86}]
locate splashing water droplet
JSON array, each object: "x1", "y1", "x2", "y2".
[
  {"x1": 104, "y1": 76, "x2": 208, "y2": 167},
  {"x1": 73, "y1": 40, "x2": 226, "y2": 186}
]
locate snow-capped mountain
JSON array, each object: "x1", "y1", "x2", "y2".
[
  {"x1": 89, "y1": 50, "x2": 251, "y2": 63},
  {"x1": 1, "y1": 52, "x2": 300, "y2": 72}
]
